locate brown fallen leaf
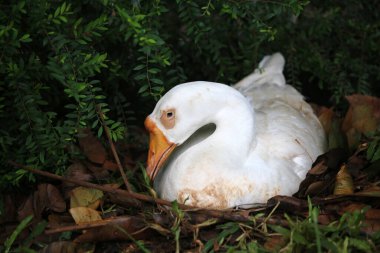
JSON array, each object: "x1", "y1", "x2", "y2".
[
  {"x1": 78, "y1": 128, "x2": 107, "y2": 164},
  {"x1": 342, "y1": 95, "x2": 380, "y2": 134},
  {"x1": 102, "y1": 160, "x2": 119, "y2": 171},
  {"x1": 346, "y1": 155, "x2": 367, "y2": 177},
  {"x1": 334, "y1": 164, "x2": 354, "y2": 195},
  {"x1": 267, "y1": 195, "x2": 308, "y2": 213},
  {"x1": 317, "y1": 213, "x2": 335, "y2": 225},
  {"x1": 17, "y1": 195, "x2": 34, "y2": 221},
  {"x1": 337, "y1": 203, "x2": 380, "y2": 234},
  {"x1": 40, "y1": 241, "x2": 94, "y2": 253},
  {"x1": 295, "y1": 148, "x2": 347, "y2": 198},
  {"x1": 45, "y1": 184, "x2": 66, "y2": 212},
  {"x1": 345, "y1": 128, "x2": 361, "y2": 150},
  {"x1": 264, "y1": 234, "x2": 287, "y2": 251},
  {"x1": 308, "y1": 160, "x2": 329, "y2": 175},
  {"x1": 85, "y1": 161, "x2": 110, "y2": 179},
  {"x1": 0, "y1": 195, "x2": 16, "y2": 224},
  {"x1": 362, "y1": 220, "x2": 380, "y2": 235},
  {"x1": 318, "y1": 106, "x2": 335, "y2": 134},
  {"x1": 48, "y1": 214, "x2": 75, "y2": 229},
  {"x1": 356, "y1": 185, "x2": 380, "y2": 197},
  {"x1": 339, "y1": 203, "x2": 380, "y2": 219},
  {"x1": 69, "y1": 207, "x2": 102, "y2": 224},
  {"x1": 17, "y1": 184, "x2": 65, "y2": 221},
  {"x1": 74, "y1": 216, "x2": 152, "y2": 243},
  {"x1": 64, "y1": 162, "x2": 93, "y2": 190},
  {"x1": 305, "y1": 181, "x2": 330, "y2": 196}
]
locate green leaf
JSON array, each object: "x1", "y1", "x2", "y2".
[
  {"x1": 97, "y1": 126, "x2": 103, "y2": 137},
  {"x1": 23, "y1": 220, "x2": 48, "y2": 246},
  {"x1": 58, "y1": 16, "x2": 68, "y2": 23},
  {"x1": 151, "y1": 78, "x2": 163, "y2": 85},
  {"x1": 111, "y1": 121, "x2": 121, "y2": 129},
  {"x1": 138, "y1": 84, "x2": 149, "y2": 93},
  {"x1": 19, "y1": 34, "x2": 31, "y2": 42},
  {"x1": 367, "y1": 140, "x2": 378, "y2": 160},
  {"x1": 271, "y1": 225, "x2": 290, "y2": 237},
  {"x1": 133, "y1": 65, "x2": 145, "y2": 71},
  {"x1": 39, "y1": 151, "x2": 45, "y2": 163},
  {"x1": 349, "y1": 238, "x2": 372, "y2": 252},
  {"x1": 148, "y1": 68, "x2": 160, "y2": 74},
  {"x1": 4, "y1": 215, "x2": 33, "y2": 253},
  {"x1": 61, "y1": 2, "x2": 67, "y2": 14},
  {"x1": 371, "y1": 147, "x2": 380, "y2": 162}
]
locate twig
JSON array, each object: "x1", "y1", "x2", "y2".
[
  {"x1": 96, "y1": 105, "x2": 132, "y2": 192},
  {"x1": 10, "y1": 161, "x2": 288, "y2": 226},
  {"x1": 45, "y1": 216, "x2": 136, "y2": 234}
]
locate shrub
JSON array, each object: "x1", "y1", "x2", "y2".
[{"x1": 0, "y1": 0, "x2": 378, "y2": 187}]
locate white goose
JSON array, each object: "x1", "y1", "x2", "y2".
[{"x1": 145, "y1": 53, "x2": 325, "y2": 209}]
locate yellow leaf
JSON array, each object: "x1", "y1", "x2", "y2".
[
  {"x1": 69, "y1": 207, "x2": 102, "y2": 224},
  {"x1": 70, "y1": 187, "x2": 103, "y2": 209},
  {"x1": 334, "y1": 164, "x2": 354, "y2": 195}
]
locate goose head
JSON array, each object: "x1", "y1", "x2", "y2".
[{"x1": 144, "y1": 81, "x2": 254, "y2": 181}]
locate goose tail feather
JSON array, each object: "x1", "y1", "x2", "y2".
[{"x1": 234, "y1": 52, "x2": 286, "y2": 90}]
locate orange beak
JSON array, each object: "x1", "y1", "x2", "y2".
[{"x1": 145, "y1": 117, "x2": 176, "y2": 181}]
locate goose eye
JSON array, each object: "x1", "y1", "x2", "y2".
[{"x1": 160, "y1": 109, "x2": 176, "y2": 129}]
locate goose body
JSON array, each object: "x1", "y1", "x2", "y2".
[{"x1": 145, "y1": 53, "x2": 325, "y2": 209}]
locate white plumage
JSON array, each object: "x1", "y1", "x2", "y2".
[{"x1": 145, "y1": 53, "x2": 325, "y2": 209}]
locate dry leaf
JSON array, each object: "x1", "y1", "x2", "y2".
[
  {"x1": 318, "y1": 106, "x2": 335, "y2": 134},
  {"x1": 338, "y1": 203, "x2": 380, "y2": 234},
  {"x1": 305, "y1": 181, "x2": 328, "y2": 196},
  {"x1": 48, "y1": 214, "x2": 75, "y2": 228},
  {"x1": 0, "y1": 195, "x2": 16, "y2": 224},
  {"x1": 317, "y1": 213, "x2": 335, "y2": 225},
  {"x1": 345, "y1": 128, "x2": 361, "y2": 150},
  {"x1": 69, "y1": 207, "x2": 102, "y2": 224},
  {"x1": 18, "y1": 184, "x2": 66, "y2": 221},
  {"x1": 264, "y1": 235, "x2": 286, "y2": 251},
  {"x1": 343, "y1": 95, "x2": 380, "y2": 134},
  {"x1": 40, "y1": 241, "x2": 77, "y2": 253},
  {"x1": 70, "y1": 187, "x2": 104, "y2": 209},
  {"x1": 78, "y1": 128, "x2": 107, "y2": 164},
  {"x1": 356, "y1": 185, "x2": 380, "y2": 197},
  {"x1": 346, "y1": 95, "x2": 380, "y2": 117},
  {"x1": 74, "y1": 216, "x2": 151, "y2": 243},
  {"x1": 102, "y1": 160, "x2": 119, "y2": 171},
  {"x1": 334, "y1": 164, "x2": 354, "y2": 195},
  {"x1": 84, "y1": 161, "x2": 110, "y2": 179},
  {"x1": 46, "y1": 184, "x2": 66, "y2": 212},
  {"x1": 308, "y1": 161, "x2": 329, "y2": 175},
  {"x1": 64, "y1": 162, "x2": 93, "y2": 188},
  {"x1": 17, "y1": 195, "x2": 34, "y2": 221}
]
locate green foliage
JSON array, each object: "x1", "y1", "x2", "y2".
[
  {"x1": 271, "y1": 201, "x2": 377, "y2": 253},
  {"x1": 267, "y1": 1, "x2": 380, "y2": 104},
  {"x1": 367, "y1": 137, "x2": 380, "y2": 162},
  {"x1": 0, "y1": 0, "x2": 379, "y2": 187},
  {"x1": 2, "y1": 215, "x2": 47, "y2": 253},
  {"x1": 3, "y1": 215, "x2": 33, "y2": 253},
  {"x1": 171, "y1": 200, "x2": 185, "y2": 253},
  {"x1": 203, "y1": 222, "x2": 241, "y2": 252}
]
